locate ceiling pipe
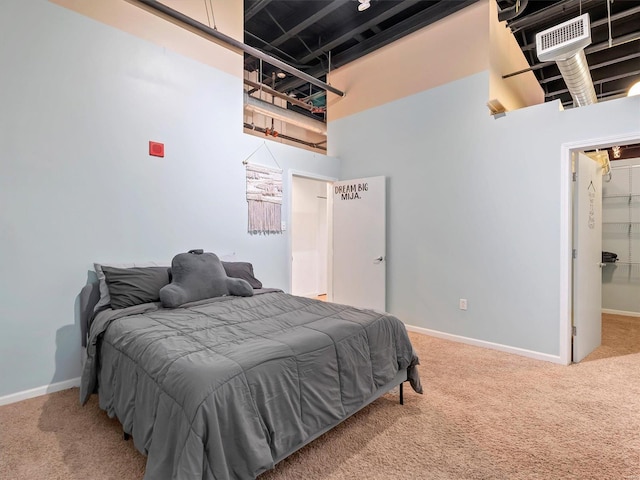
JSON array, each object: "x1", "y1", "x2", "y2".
[
  {"x1": 244, "y1": 93, "x2": 327, "y2": 135},
  {"x1": 126, "y1": 0, "x2": 346, "y2": 98},
  {"x1": 243, "y1": 123, "x2": 326, "y2": 151},
  {"x1": 243, "y1": 79, "x2": 314, "y2": 111}
]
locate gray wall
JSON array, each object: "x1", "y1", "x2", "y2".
[
  {"x1": 329, "y1": 71, "x2": 640, "y2": 357},
  {"x1": 602, "y1": 157, "x2": 640, "y2": 314},
  {"x1": 0, "y1": 0, "x2": 340, "y2": 398}
]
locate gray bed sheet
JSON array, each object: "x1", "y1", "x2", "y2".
[{"x1": 80, "y1": 291, "x2": 422, "y2": 480}]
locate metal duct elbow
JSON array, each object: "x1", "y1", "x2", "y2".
[{"x1": 536, "y1": 14, "x2": 597, "y2": 107}]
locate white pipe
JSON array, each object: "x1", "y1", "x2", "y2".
[{"x1": 244, "y1": 93, "x2": 327, "y2": 135}]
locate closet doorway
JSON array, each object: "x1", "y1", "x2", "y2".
[
  {"x1": 290, "y1": 173, "x2": 387, "y2": 310},
  {"x1": 290, "y1": 175, "x2": 331, "y2": 299},
  {"x1": 564, "y1": 135, "x2": 640, "y2": 364}
]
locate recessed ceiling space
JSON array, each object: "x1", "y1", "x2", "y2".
[
  {"x1": 242, "y1": 0, "x2": 478, "y2": 151},
  {"x1": 241, "y1": 0, "x2": 640, "y2": 150}
]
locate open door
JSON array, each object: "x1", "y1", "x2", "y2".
[
  {"x1": 572, "y1": 152, "x2": 603, "y2": 362},
  {"x1": 332, "y1": 176, "x2": 386, "y2": 311}
]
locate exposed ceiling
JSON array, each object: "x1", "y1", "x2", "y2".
[
  {"x1": 243, "y1": 0, "x2": 640, "y2": 115},
  {"x1": 504, "y1": 0, "x2": 640, "y2": 108},
  {"x1": 243, "y1": 0, "x2": 478, "y2": 118}
]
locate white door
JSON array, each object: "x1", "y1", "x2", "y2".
[
  {"x1": 573, "y1": 152, "x2": 603, "y2": 362},
  {"x1": 332, "y1": 176, "x2": 386, "y2": 311}
]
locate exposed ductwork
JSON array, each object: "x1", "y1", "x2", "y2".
[
  {"x1": 243, "y1": 93, "x2": 327, "y2": 135},
  {"x1": 535, "y1": 13, "x2": 597, "y2": 107}
]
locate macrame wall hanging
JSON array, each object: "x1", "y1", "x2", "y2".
[{"x1": 243, "y1": 142, "x2": 283, "y2": 235}]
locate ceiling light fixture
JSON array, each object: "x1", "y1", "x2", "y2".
[
  {"x1": 358, "y1": 0, "x2": 370, "y2": 12},
  {"x1": 628, "y1": 81, "x2": 640, "y2": 97}
]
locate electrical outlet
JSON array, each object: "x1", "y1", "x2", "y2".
[
  {"x1": 281, "y1": 221, "x2": 287, "y2": 231},
  {"x1": 459, "y1": 298, "x2": 468, "y2": 310}
]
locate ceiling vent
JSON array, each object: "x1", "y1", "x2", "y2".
[{"x1": 535, "y1": 13, "x2": 597, "y2": 107}]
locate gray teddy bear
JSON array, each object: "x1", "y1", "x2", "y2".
[{"x1": 160, "y1": 251, "x2": 253, "y2": 308}]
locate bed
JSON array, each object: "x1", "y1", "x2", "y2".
[{"x1": 79, "y1": 256, "x2": 422, "y2": 480}]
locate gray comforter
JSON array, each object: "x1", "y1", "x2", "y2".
[{"x1": 80, "y1": 291, "x2": 422, "y2": 480}]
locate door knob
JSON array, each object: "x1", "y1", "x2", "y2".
[{"x1": 374, "y1": 256, "x2": 384, "y2": 263}]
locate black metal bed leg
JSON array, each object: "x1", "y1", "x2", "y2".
[
  {"x1": 124, "y1": 432, "x2": 131, "y2": 441},
  {"x1": 399, "y1": 382, "x2": 404, "y2": 405}
]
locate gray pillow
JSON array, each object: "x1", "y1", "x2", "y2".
[
  {"x1": 93, "y1": 261, "x2": 168, "y2": 312},
  {"x1": 102, "y1": 266, "x2": 171, "y2": 309},
  {"x1": 222, "y1": 261, "x2": 263, "y2": 289},
  {"x1": 160, "y1": 252, "x2": 253, "y2": 308}
]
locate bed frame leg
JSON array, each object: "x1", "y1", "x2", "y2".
[
  {"x1": 124, "y1": 432, "x2": 131, "y2": 441},
  {"x1": 399, "y1": 382, "x2": 404, "y2": 405}
]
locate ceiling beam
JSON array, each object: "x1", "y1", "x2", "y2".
[
  {"x1": 266, "y1": 0, "x2": 349, "y2": 50},
  {"x1": 298, "y1": 0, "x2": 423, "y2": 65},
  {"x1": 539, "y1": 52, "x2": 640, "y2": 85},
  {"x1": 329, "y1": 0, "x2": 478, "y2": 70},
  {"x1": 244, "y1": 30, "x2": 301, "y2": 64},
  {"x1": 276, "y1": 0, "x2": 478, "y2": 94},
  {"x1": 245, "y1": 0, "x2": 273, "y2": 22},
  {"x1": 545, "y1": 68, "x2": 640, "y2": 98},
  {"x1": 519, "y1": 4, "x2": 640, "y2": 52},
  {"x1": 507, "y1": 0, "x2": 601, "y2": 34},
  {"x1": 503, "y1": 31, "x2": 640, "y2": 79}
]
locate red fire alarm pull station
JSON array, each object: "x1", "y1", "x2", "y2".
[{"x1": 149, "y1": 141, "x2": 164, "y2": 157}]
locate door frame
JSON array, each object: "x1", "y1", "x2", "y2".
[
  {"x1": 287, "y1": 170, "x2": 337, "y2": 297},
  {"x1": 559, "y1": 132, "x2": 640, "y2": 365}
]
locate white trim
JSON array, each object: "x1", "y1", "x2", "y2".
[
  {"x1": 559, "y1": 143, "x2": 573, "y2": 365},
  {"x1": 0, "y1": 377, "x2": 81, "y2": 407},
  {"x1": 602, "y1": 308, "x2": 640, "y2": 318},
  {"x1": 559, "y1": 131, "x2": 640, "y2": 365},
  {"x1": 405, "y1": 324, "x2": 564, "y2": 364}
]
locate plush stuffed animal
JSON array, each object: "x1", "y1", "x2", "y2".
[{"x1": 159, "y1": 251, "x2": 253, "y2": 308}]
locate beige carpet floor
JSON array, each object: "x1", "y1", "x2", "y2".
[{"x1": 1, "y1": 318, "x2": 639, "y2": 480}]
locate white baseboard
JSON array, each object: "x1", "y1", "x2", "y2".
[
  {"x1": 602, "y1": 309, "x2": 640, "y2": 318},
  {"x1": 0, "y1": 377, "x2": 81, "y2": 407},
  {"x1": 405, "y1": 325, "x2": 565, "y2": 365}
]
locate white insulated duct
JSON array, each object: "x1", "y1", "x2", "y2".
[
  {"x1": 536, "y1": 14, "x2": 598, "y2": 107},
  {"x1": 243, "y1": 93, "x2": 327, "y2": 135}
]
